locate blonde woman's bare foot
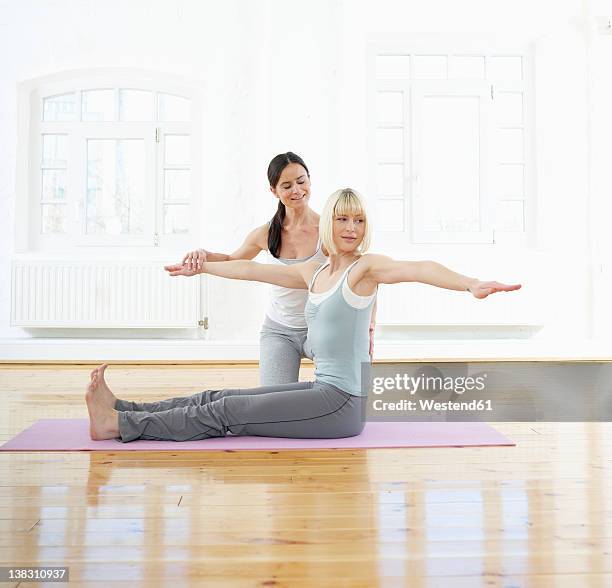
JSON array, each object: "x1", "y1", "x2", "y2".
[
  {"x1": 93, "y1": 363, "x2": 118, "y2": 409},
  {"x1": 86, "y1": 369, "x2": 120, "y2": 440}
]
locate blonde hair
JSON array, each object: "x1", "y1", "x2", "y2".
[{"x1": 320, "y1": 188, "x2": 371, "y2": 256}]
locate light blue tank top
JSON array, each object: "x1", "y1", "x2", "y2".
[{"x1": 304, "y1": 260, "x2": 376, "y2": 396}]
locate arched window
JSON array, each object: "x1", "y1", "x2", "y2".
[{"x1": 17, "y1": 69, "x2": 202, "y2": 251}]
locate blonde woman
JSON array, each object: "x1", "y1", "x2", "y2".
[{"x1": 85, "y1": 189, "x2": 520, "y2": 442}]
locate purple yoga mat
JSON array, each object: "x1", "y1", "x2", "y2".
[{"x1": 0, "y1": 419, "x2": 513, "y2": 451}]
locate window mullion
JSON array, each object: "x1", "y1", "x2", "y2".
[
  {"x1": 70, "y1": 128, "x2": 86, "y2": 244},
  {"x1": 149, "y1": 125, "x2": 160, "y2": 245}
]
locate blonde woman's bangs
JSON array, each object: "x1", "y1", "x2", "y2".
[
  {"x1": 333, "y1": 192, "x2": 365, "y2": 219},
  {"x1": 320, "y1": 188, "x2": 372, "y2": 256}
]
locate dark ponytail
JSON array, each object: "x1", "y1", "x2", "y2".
[{"x1": 267, "y1": 152, "x2": 310, "y2": 258}]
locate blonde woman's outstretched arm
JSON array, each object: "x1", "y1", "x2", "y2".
[
  {"x1": 361, "y1": 254, "x2": 521, "y2": 299},
  {"x1": 165, "y1": 258, "x2": 319, "y2": 290}
]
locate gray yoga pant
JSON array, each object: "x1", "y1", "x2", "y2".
[
  {"x1": 258, "y1": 316, "x2": 312, "y2": 386},
  {"x1": 115, "y1": 381, "x2": 366, "y2": 443}
]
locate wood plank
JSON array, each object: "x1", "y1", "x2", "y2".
[
  {"x1": 1, "y1": 556, "x2": 612, "y2": 578},
  {"x1": 1, "y1": 485, "x2": 609, "y2": 507}
]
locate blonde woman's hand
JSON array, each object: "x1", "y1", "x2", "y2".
[
  {"x1": 182, "y1": 248, "x2": 209, "y2": 271},
  {"x1": 468, "y1": 281, "x2": 522, "y2": 299},
  {"x1": 164, "y1": 262, "x2": 200, "y2": 277}
]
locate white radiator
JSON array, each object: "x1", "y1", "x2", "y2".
[{"x1": 11, "y1": 260, "x2": 202, "y2": 328}]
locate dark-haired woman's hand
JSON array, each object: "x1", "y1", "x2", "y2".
[{"x1": 182, "y1": 248, "x2": 209, "y2": 271}]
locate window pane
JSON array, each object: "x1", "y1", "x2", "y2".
[
  {"x1": 41, "y1": 169, "x2": 66, "y2": 201},
  {"x1": 499, "y1": 164, "x2": 524, "y2": 197},
  {"x1": 495, "y1": 92, "x2": 523, "y2": 127},
  {"x1": 377, "y1": 200, "x2": 404, "y2": 232},
  {"x1": 376, "y1": 164, "x2": 404, "y2": 196},
  {"x1": 41, "y1": 135, "x2": 67, "y2": 168},
  {"x1": 497, "y1": 129, "x2": 523, "y2": 162},
  {"x1": 375, "y1": 128, "x2": 403, "y2": 161},
  {"x1": 119, "y1": 89, "x2": 153, "y2": 121},
  {"x1": 375, "y1": 55, "x2": 410, "y2": 79},
  {"x1": 496, "y1": 200, "x2": 524, "y2": 231},
  {"x1": 449, "y1": 56, "x2": 485, "y2": 79},
  {"x1": 163, "y1": 204, "x2": 190, "y2": 234},
  {"x1": 421, "y1": 95, "x2": 480, "y2": 232},
  {"x1": 164, "y1": 135, "x2": 191, "y2": 166},
  {"x1": 413, "y1": 56, "x2": 447, "y2": 79},
  {"x1": 43, "y1": 93, "x2": 77, "y2": 122},
  {"x1": 86, "y1": 139, "x2": 145, "y2": 235},
  {"x1": 158, "y1": 93, "x2": 191, "y2": 121},
  {"x1": 376, "y1": 91, "x2": 403, "y2": 125},
  {"x1": 82, "y1": 89, "x2": 116, "y2": 122},
  {"x1": 164, "y1": 170, "x2": 190, "y2": 201},
  {"x1": 488, "y1": 56, "x2": 523, "y2": 81},
  {"x1": 41, "y1": 203, "x2": 67, "y2": 234}
]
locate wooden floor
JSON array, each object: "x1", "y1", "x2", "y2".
[{"x1": 1, "y1": 363, "x2": 611, "y2": 587}]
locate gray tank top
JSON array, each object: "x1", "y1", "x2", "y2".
[{"x1": 304, "y1": 260, "x2": 376, "y2": 396}]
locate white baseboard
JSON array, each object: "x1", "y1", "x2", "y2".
[
  {"x1": 0, "y1": 338, "x2": 611, "y2": 362},
  {"x1": 0, "y1": 339, "x2": 260, "y2": 362}
]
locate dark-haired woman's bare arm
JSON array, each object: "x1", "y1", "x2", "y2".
[{"x1": 183, "y1": 224, "x2": 269, "y2": 270}]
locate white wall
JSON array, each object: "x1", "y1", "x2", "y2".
[{"x1": 1, "y1": 0, "x2": 610, "y2": 353}]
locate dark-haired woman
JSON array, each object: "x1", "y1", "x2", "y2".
[{"x1": 181, "y1": 153, "x2": 373, "y2": 385}]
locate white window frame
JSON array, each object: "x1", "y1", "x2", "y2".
[
  {"x1": 15, "y1": 69, "x2": 203, "y2": 253},
  {"x1": 367, "y1": 36, "x2": 535, "y2": 249},
  {"x1": 411, "y1": 81, "x2": 494, "y2": 243}
]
